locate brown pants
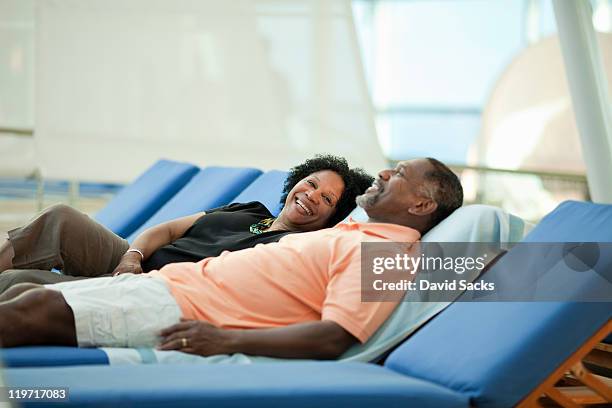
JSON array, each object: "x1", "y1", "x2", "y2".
[{"x1": 1, "y1": 204, "x2": 130, "y2": 293}]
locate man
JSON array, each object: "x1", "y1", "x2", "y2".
[{"x1": 0, "y1": 158, "x2": 463, "y2": 359}]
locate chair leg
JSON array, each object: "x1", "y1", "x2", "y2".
[
  {"x1": 546, "y1": 387, "x2": 582, "y2": 408},
  {"x1": 583, "y1": 343, "x2": 612, "y2": 377},
  {"x1": 570, "y1": 361, "x2": 612, "y2": 402},
  {"x1": 517, "y1": 320, "x2": 612, "y2": 407}
]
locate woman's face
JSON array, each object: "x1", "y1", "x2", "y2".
[{"x1": 279, "y1": 170, "x2": 345, "y2": 231}]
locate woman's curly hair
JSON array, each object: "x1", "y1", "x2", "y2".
[{"x1": 280, "y1": 154, "x2": 374, "y2": 227}]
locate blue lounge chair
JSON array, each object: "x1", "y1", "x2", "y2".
[
  {"x1": 94, "y1": 160, "x2": 199, "y2": 238},
  {"x1": 126, "y1": 166, "x2": 262, "y2": 241},
  {"x1": 0, "y1": 203, "x2": 526, "y2": 368},
  {"x1": 384, "y1": 200, "x2": 612, "y2": 407},
  {"x1": 4, "y1": 363, "x2": 468, "y2": 408},
  {"x1": 1, "y1": 346, "x2": 107, "y2": 368},
  {"x1": 0, "y1": 168, "x2": 281, "y2": 368},
  {"x1": 3, "y1": 201, "x2": 611, "y2": 407}
]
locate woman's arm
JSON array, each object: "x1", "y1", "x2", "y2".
[{"x1": 113, "y1": 212, "x2": 205, "y2": 275}]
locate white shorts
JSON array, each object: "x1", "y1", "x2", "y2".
[{"x1": 47, "y1": 274, "x2": 182, "y2": 348}]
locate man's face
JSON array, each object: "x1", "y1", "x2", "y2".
[{"x1": 356, "y1": 159, "x2": 434, "y2": 221}]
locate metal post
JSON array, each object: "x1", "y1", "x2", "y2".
[{"x1": 553, "y1": 0, "x2": 612, "y2": 203}]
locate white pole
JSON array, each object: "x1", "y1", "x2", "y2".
[{"x1": 553, "y1": 0, "x2": 612, "y2": 203}]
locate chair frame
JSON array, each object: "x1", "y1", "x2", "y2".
[{"x1": 517, "y1": 319, "x2": 612, "y2": 407}]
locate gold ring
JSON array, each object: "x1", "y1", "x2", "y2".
[{"x1": 181, "y1": 337, "x2": 188, "y2": 348}]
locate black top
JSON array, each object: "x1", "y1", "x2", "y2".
[{"x1": 141, "y1": 201, "x2": 291, "y2": 272}]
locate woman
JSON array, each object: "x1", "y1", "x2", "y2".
[{"x1": 0, "y1": 155, "x2": 373, "y2": 291}]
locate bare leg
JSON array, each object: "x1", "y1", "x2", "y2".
[
  {"x1": 0, "y1": 288, "x2": 76, "y2": 347},
  {"x1": 0, "y1": 238, "x2": 15, "y2": 273}
]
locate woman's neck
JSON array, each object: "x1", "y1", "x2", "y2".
[{"x1": 268, "y1": 217, "x2": 293, "y2": 232}]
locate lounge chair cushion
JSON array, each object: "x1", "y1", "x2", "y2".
[
  {"x1": 230, "y1": 170, "x2": 288, "y2": 216},
  {"x1": 95, "y1": 160, "x2": 199, "y2": 237},
  {"x1": 384, "y1": 200, "x2": 612, "y2": 407},
  {"x1": 523, "y1": 200, "x2": 612, "y2": 243},
  {"x1": 1, "y1": 346, "x2": 108, "y2": 367},
  {"x1": 127, "y1": 166, "x2": 261, "y2": 241},
  {"x1": 346, "y1": 204, "x2": 529, "y2": 244},
  {"x1": 5, "y1": 362, "x2": 469, "y2": 408}
]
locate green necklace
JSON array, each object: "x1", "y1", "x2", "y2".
[{"x1": 249, "y1": 217, "x2": 276, "y2": 234}]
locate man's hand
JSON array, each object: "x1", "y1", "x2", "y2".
[
  {"x1": 158, "y1": 319, "x2": 234, "y2": 356},
  {"x1": 158, "y1": 319, "x2": 356, "y2": 359},
  {"x1": 112, "y1": 252, "x2": 144, "y2": 276}
]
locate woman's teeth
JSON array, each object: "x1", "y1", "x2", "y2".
[{"x1": 296, "y1": 199, "x2": 313, "y2": 215}]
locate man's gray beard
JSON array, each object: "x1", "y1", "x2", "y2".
[{"x1": 356, "y1": 192, "x2": 378, "y2": 208}]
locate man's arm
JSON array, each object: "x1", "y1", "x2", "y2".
[{"x1": 159, "y1": 319, "x2": 358, "y2": 360}]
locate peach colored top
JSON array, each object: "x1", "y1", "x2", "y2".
[{"x1": 149, "y1": 220, "x2": 420, "y2": 343}]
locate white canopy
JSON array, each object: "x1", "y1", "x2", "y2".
[{"x1": 35, "y1": 0, "x2": 384, "y2": 183}]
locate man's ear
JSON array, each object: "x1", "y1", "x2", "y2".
[{"x1": 408, "y1": 197, "x2": 438, "y2": 216}]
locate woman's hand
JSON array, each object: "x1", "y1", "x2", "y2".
[
  {"x1": 112, "y1": 252, "x2": 144, "y2": 276},
  {"x1": 158, "y1": 319, "x2": 234, "y2": 356}
]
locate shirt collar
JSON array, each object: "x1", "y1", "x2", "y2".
[{"x1": 338, "y1": 218, "x2": 421, "y2": 242}]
